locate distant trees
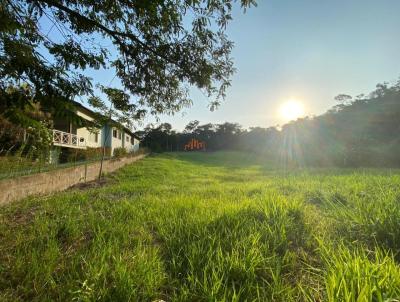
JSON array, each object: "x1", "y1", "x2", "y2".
[
  {"x1": 275, "y1": 79, "x2": 400, "y2": 167},
  {"x1": 138, "y1": 123, "x2": 177, "y2": 152},
  {"x1": 141, "y1": 79, "x2": 400, "y2": 168}
]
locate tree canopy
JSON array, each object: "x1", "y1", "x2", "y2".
[{"x1": 0, "y1": 0, "x2": 256, "y2": 127}]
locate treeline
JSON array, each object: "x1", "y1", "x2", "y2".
[{"x1": 138, "y1": 80, "x2": 400, "y2": 167}]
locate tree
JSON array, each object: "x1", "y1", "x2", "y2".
[
  {"x1": 184, "y1": 120, "x2": 200, "y2": 134},
  {"x1": 87, "y1": 87, "x2": 131, "y2": 179},
  {"x1": 1, "y1": 0, "x2": 257, "y2": 127},
  {"x1": 140, "y1": 123, "x2": 174, "y2": 153},
  {"x1": 0, "y1": 87, "x2": 53, "y2": 159},
  {"x1": 194, "y1": 123, "x2": 215, "y2": 140},
  {"x1": 334, "y1": 94, "x2": 352, "y2": 104}
]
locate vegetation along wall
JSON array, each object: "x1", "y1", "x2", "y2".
[{"x1": 0, "y1": 154, "x2": 146, "y2": 205}]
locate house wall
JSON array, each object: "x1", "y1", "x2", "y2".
[
  {"x1": 107, "y1": 128, "x2": 141, "y2": 155},
  {"x1": 53, "y1": 108, "x2": 140, "y2": 155},
  {"x1": 124, "y1": 137, "x2": 140, "y2": 153},
  {"x1": 132, "y1": 138, "x2": 140, "y2": 152},
  {"x1": 110, "y1": 127, "x2": 124, "y2": 155},
  {"x1": 124, "y1": 133, "x2": 130, "y2": 150},
  {"x1": 76, "y1": 127, "x2": 102, "y2": 148},
  {"x1": 122, "y1": 133, "x2": 140, "y2": 153},
  {"x1": 76, "y1": 110, "x2": 102, "y2": 149},
  {"x1": 77, "y1": 110, "x2": 94, "y2": 122}
]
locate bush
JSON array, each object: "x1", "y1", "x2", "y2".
[
  {"x1": 135, "y1": 147, "x2": 149, "y2": 155},
  {"x1": 113, "y1": 147, "x2": 127, "y2": 158},
  {"x1": 0, "y1": 118, "x2": 52, "y2": 162},
  {"x1": 60, "y1": 147, "x2": 110, "y2": 163},
  {"x1": 0, "y1": 115, "x2": 25, "y2": 153},
  {"x1": 0, "y1": 155, "x2": 45, "y2": 179}
]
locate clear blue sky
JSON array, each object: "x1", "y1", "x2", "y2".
[
  {"x1": 146, "y1": 0, "x2": 400, "y2": 130},
  {"x1": 84, "y1": 0, "x2": 400, "y2": 131}
]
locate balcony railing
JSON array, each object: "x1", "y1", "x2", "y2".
[{"x1": 52, "y1": 129, "x2": 86, "y2": 149}]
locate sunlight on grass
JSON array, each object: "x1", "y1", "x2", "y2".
[{"x1": 1, "y1": 152, "x2": 400, "y2": 301}]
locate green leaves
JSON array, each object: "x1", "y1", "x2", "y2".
[
  {"x1": 48, "y1": 40, "x2": 107, "y2": 70},
  {"x1": 1, "y1": 0, "x2": 256, "y2": 126}
]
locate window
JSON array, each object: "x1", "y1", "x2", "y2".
[
  {"x1": 113, "y1": 129, "x2": 122, "y2": 140},
  {"x1": 89, "y1": 131, "x2": 99, "y2": 143},
  {"x1": 126, "y1": 135, "x2": 129, "y2": 142},
  {"x1": 131, "y1": 137, "x2": 135, "y2": 144}
]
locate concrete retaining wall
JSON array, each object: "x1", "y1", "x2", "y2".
[{"x1": 0, "y1": 154, "x2": 147, "y2": 206}]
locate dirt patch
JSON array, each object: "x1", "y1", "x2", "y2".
[
  {"x1": 63, "y1": 231, "x2": 94, "y2": 255},
  {"x1": 69, "y1": 178, "x2": 110, "y2": 190},
  {"x1": 4, "y1": 205, "x2": 40, "y2": 227}
]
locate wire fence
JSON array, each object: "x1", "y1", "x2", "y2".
[
  {"x1": 0, "y1": 155, "x2": 112, "y2": 180},
  {"x1": 0, "y1": 146, "x2": 148, "y2": 181}
]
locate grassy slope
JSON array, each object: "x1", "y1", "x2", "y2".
[{"x1": 1, "y1": 151, "x2": 400, "y2": 301}]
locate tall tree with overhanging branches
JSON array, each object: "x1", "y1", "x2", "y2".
[{"x1": 0, "y1": 0, "x2": 257, "y2": 127}]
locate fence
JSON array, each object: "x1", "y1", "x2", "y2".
[
  {"x1": 0, "y1": 153, "x2": 147, "y2": 205},
  {"x1": 0, "y1": 155, "x2": 111, "y2": 180}
]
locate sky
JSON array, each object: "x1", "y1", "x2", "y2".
[
  {"x1": 142, "y1": 0, "x2": 400, "y2": 131},
  {"x1": 70, "y1": 0, "x2": 400, "y2": 131}
]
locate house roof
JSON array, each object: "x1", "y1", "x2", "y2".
[{"x1": 71, "y1": 100, "x2": 141, "y2": 140}]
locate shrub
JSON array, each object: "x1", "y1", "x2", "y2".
[
  {"x1": 60, "y1": 147, "x2": 110, "y2": 163},
  {"x1": 134, "y1": 147, "x2": 150, "y2": 155},
  {"x1": 0, "y1": 115, "x2": 25, "y2": 153},
  {"x1": 113, "y1": 147, "x2": 127, "y2": 158}
]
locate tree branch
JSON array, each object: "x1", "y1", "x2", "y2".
[{"x1": 37, "y1": 0, "x2": 186, "y2": 70}]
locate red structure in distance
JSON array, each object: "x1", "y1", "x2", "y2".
[{"x1": 184, "y1": 138, "x2": 206, "y2": 151}]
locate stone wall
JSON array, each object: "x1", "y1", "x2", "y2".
[{"x1": 0, "y1": 154, "x2": 147, "y2": 206}]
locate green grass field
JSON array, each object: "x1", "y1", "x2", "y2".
[{"x1": 1, "y1": 152, "x2": 400, "y2": 301}]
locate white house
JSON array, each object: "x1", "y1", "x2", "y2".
[{"x1": 52, "y1": 102, "x2": 140, "y2": 156}]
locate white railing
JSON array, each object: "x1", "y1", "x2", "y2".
[{"x1": 53, "y1": 129, "x2": 86, "y2": 148}]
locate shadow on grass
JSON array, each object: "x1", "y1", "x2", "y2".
[
  {"x1": 154, "y1": 205, "x2": 314, "y2": 300},
  {"x1": 158, "y1": 151, "x2": 267, "y2": 169},
  {"x1": 156, "y1": 152, "x2": 396, "y2": 178}
]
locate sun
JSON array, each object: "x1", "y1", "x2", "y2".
[{"x1": 279, "y1": 100, "x2": 305, "y2": 121}]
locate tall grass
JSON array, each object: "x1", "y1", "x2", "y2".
[
  {"x1": 321, "y1": 244, "x2": 400, "y2": 302},
  {"x1": 0, "y1": 152, "x2": 400, "y2": 301}
]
